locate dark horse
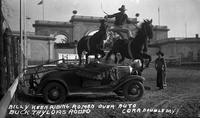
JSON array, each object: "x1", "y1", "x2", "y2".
[
  {"x1": 77, "y1": 19, "x2": 107, "y2": 65},
  {"x1": 105, "y1": 19, "x2": 153, "y2": 67}
]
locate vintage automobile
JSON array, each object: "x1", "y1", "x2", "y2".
[{"x1": 27, "y1": 60, "x2": 145, "y2": 104}]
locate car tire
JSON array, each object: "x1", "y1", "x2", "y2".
[
  {"x1": 43, "y1": 82, "x2": 66, "y2": 104},
  {"x1": 123, "y1": 81, "x2": 144, "y2": 101}
]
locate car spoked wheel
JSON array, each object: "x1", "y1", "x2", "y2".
[
  {"x1": 48, "y1": 88, "x2": 60, "y2": 100},
  {"x1": 123, "y1": 81, "x2": 144, "y2": 101},
  {"x1": 43, "y1": 82, "x2": 66, "y2": 104}
]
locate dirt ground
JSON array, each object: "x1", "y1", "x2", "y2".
[{"x1": 6, "y1": 66, "x2": 200, "y2": 118}]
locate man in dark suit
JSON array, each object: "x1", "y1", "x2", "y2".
[{"x1": 155, "y1": 51, "x2": 167, "y2": 89}]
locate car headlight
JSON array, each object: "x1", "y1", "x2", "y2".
[
  {"x1": 129, "y1": 66, "x2": 133, "y2": 74},
  {"x1": 131, "y1": 59, "x2": 142, "y2": 69}
]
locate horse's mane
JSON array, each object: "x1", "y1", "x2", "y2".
[
  {"x1": 134, "y1": 20, "x2": 152, "y2": 40},
  {"x1": 90, "y1": 21, "x2": 107, "y2": 41},
  {"x1": 134, "y1": 22, "x2": 146, "y2": 40}
]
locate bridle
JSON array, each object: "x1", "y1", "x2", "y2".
[{"x1": 142, "y1": 22, "x2": 152, "y2": 41}]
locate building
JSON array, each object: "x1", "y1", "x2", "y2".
[
  {"x1": 16, "y1": 15, "x2": 200, "y2": 66},
  {"x1": 150, "y1": 36, "x2": 200, "y2": 64}
]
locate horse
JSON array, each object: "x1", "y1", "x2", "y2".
[
  {"x1": 77, "y1": 19, "x2": 108, "y2": 65},
  {"x1": 105, "y1": 19, "x2": 153, "y2": 67}
]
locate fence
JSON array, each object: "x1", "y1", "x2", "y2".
[
  {"x1": 0, "y1": 8, "x2": 23, "y2": 118},
  {"x1": 165, "y1": 56, "x2": 200, "y2": 66},
  {"x1": 0, "y1": 31, "x2": 23, "y2": 118}
]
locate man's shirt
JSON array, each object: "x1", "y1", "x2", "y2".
[{"x1": 108, "y1": 12, "x2": 130, "y2": 26}]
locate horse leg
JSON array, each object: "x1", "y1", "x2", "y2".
[
  {"x1": 97, "y1": 50, "x2": 105, "y2": 61},
  {"x1": 100, "y1": 50, "x2": 105, "y2": 58},
  {"x1": 114, "y1": 53, "x2": 118, "y2": 64},
  {"x1": 78, "y1": 54, "x2": 82, "y2": 66},
  {"x1": 142, "y1": 53, "x2": 152, "y2": 67},
  {"x1": 146, "y1": 54, "x2": 152, "y2": 67},
  {"x1": 139, "y1": 55, "x2": 145, "y2": 71},
  {"x1": 78, "y1": 51, "x2": 82, "y2": 66},
  {"x1": 105, "y1": 50, "x2": 114, "y2": 61},
  {"x1": 85, "y1": 54, "x2": 89, "y2": 64},
  {"x1": 118, "y1": 55, "x2": 125, "y2": 63},
  {"x1": 95, "y1": 54, "x2": 99, "y2": 62}
]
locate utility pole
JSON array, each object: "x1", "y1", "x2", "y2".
[
  {"x1": 20, "y1": 0, "x2": 24, "y2": 72},
  {"x1": 23, "y1": 0, "x2": 27, "y2": 69}
]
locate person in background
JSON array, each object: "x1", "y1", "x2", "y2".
[{"x1": 155, "y1": 51, "x2": 167, "y2": 90}]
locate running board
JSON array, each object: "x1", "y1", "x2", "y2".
[{"x1": 68, "y1": 92, "x2": 115, "y2": 96}]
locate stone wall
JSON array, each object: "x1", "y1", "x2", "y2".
[
  {"x1": 151, "y1": 38, "x2": 200, "y2": 62},
  {"x1": 27, "y1": 35, "x2": 55, "y2": 65}
]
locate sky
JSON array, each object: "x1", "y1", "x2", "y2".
[{"x1": 3, "y1": 0, "x2": 200, "y2": 37}]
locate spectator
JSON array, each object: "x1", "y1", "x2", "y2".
[{"x1": 155, "y1": 51, "x2": 167, "y2": 89}]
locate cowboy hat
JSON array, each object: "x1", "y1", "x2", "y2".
[
  {"x1": 118, "y1": 5, "x2": 127, "y2": 11},
  {"x1": 156, "y1": 50, "x2": 164, "y2": 56}
]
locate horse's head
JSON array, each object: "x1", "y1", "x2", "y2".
[
  {"x1": 99, "y1": 19, "x2": 108, "y2": 32},
  {"x1": 98, "y1": 19, "x2": 108, "y2": 41},
  {"x1": 141, "y1": 19, "x2": 153, "y2": 39}
]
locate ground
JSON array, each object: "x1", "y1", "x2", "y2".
[{"x1": 6, "y1": 65, "x2": 200, "y2": 118}]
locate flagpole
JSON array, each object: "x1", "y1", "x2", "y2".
[
  {"x1": 43, "y1": 0, "x2": 44, "y2": 20},
  {"x1": 158, "y1": 7, "x2": 160, "y2": 26},
  {"x1": 185, "y1": 22, "x2": 187, "y2": 38}
]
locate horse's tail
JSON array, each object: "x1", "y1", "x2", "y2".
[
  {"x1": 77, "y1": 36, "x2": 87, "y2": 65},
  {"x1": 105, "y1": 39, "x2": 123, "y2": 61},
  {"x1": 77, "y1": 36, "x2": 87, "y2": 53},
  {"x1": 112, "y1": 39, "x2": 125, "y2": 51}
]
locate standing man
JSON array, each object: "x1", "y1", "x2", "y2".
[
  {"x1": 105, "y1": 5, "x2": 133, "y2": 38},
  {"x1": 155, "y1": 51, "x2": 167, "y2": 90}
]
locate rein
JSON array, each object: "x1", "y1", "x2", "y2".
[
  {"x1": 128, "y1": 40, "x2": 134, "y2": 58},
  {"x1": 143, "y1": 25, "x2": 149, "y2": 40},
  {"x1": 87, "y1": 38, "x2": 90, "y2": 52}
]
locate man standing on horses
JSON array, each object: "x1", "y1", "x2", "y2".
[{"x1": 105, "y1": 5, "x2": 133, "y2": 38}]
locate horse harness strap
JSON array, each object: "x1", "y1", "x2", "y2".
[
  {"x1": 87, "y1": 37, "x2": 90, "y2": 52},
  {"x1": 128, "y1": 40, "x2": 133, "y2": 59}
]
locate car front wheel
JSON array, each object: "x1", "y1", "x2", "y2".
[
  {"x1": 123, "y1": 81, "x2": 144, "y2": 101},
  {"x1": 43, "y1": 82, "x2": 66, "y2": 104}
]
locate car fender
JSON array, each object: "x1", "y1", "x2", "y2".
[
  {"x1": 36, "y1": 71, "x2": 69, "y2": 94},
  {"x1": 113, "y1": 75, "x2": 145, "y2": 90}
]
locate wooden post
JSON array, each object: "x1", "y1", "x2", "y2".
[
  {"x1": 12, "y1": 37, "x2": 18, "y2": 78},
  {"x1": 4, "y1": 29, "x2": 11, "y2": 89},
  {"x1": 0, "y1": 0, "x2": 5, "y2": 98}
]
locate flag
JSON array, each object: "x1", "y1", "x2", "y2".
[{"x1": 37, "y1": 0, "x2": 43, "y2": 5}]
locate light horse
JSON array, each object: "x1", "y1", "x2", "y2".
[
  {"x1": 77, "y1": 19, "x2": 108, "y2": 65},
  {"x1": 105, "y1": 19, "x2": 153, "y2": 67}
]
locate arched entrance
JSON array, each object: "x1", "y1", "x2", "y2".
[
  {"x1": 54, "y1": 34, "x2": 69, "y2": 44},
  {"x1": 87, "y1": 30, "x2": 98, "y2": 36}
]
